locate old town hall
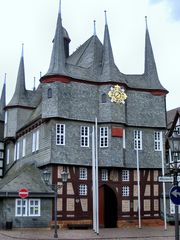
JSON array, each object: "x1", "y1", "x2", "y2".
[{"x1": 0, "y1": 2, "x2": 167, "y2": 229}]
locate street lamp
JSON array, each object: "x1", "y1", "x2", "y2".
[
  {"x1": 168, "y1": 130, "x2": 180, "y2": 240},
  {"x1": 43, "y1": 168, "x2": 68, "y2": 238}
]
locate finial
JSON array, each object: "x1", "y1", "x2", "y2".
[
  {"x1": 4, "y1": 73, "x2": 7, "y2": 85},
  {"x1": 145, "y1": 16, "x2": 148, "y2": 29},
  {"x1": 21, "y1": 43, "x2": 24, "y2": 57},
  {"x1": 58, "y1": 0, "x2": 61, "y2": 14},
  {"x1": 33, "y1": 77, "x2": 36, "y2": 91},
  {"x1": 40, "y1": 71, "x2": 42, "y2": 78},
  {"x1": 104, "y1": 10, "x2": 107, "y2": 25},
  {"x1": 93, "y1": 20, "x2": 96, "y2": 36}
]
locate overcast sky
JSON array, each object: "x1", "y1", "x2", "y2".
[{"x1": 0, "y1": 0, "x2": 180, "y2": 110}]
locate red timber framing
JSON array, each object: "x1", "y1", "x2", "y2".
[{"x1": 52, "y1": 165, "x2": 162, "y2": 227}]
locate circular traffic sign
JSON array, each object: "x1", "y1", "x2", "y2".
[
  {"x1": 19, "y1": 188, "x2": 29, "y2": 199},
  {"x1": 170, "y1": 186, "x2": 180, "y2": 205}
]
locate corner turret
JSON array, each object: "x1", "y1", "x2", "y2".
[
  {"x1": 4, "y1": 46, "x2": 35, "y2": 138},
  {"x1": 7, "y1": 44, "x2": 29, "y2": 107}
]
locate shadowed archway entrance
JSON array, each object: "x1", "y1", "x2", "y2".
[{"x1": 99, "y1": 185, "x2": 117, "y2": 228}]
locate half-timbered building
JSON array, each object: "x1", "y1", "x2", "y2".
[
  {"x1": 163, "y1": 108, "x2": 180, "y2": 223},
  {"x1": 0, "y1": 4, "x2": 168, "y2": 228}
]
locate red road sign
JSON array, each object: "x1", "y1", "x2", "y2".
[{"x1": 19, "y1": 188, "x2": 29, "y2": 199}]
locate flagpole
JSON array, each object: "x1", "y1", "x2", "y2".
[
  {"x1": 95, "y1": 117, "x2": 99, "y2": 235},
  {"x1": 136, "y1": 133, "x2": 141, "y2": 229},
  {"x1": 161, "y1": 131, "x2": 167, "y2": 230},
  {"x1": 92, "y1": 126, "x2": 96, "y2": 232}
]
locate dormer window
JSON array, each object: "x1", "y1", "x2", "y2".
[
  {"x1": 101, "y1": 93, "x2": 107, "y2": 103},
  {"x1": 47, "y1": 88, "x2": 52, "y2": 98}
]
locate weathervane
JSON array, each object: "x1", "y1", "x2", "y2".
[{"x1": 108, "y1": 85, "x2": 127, "y2": 104}]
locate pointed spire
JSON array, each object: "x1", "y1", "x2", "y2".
[
  {"x1": 45, "y1": 0, "x2": 67, "y2": 76},
  {"x1": 145, "y1": 16, "x2": 148, "y2": 30},
  {"x1": 101, "y1": 10, "x2": 115, "y2": 79},
  {"x1": 15, "y1": 44, "x2": 26, "y2": 92},
  {"x1": 58, "y1": 0, "x2": 61, "y2": 14},
  {"x1": 0, "y1": 74, "x2": 6, "y2": 121},
  {"x1": 7, "y1": 45, "x2": 28, "y2": 107},
  {"x1": 33, "y1": 77, "x2": 36, "y2": 91},
  {"x1": 144, "y1": 17, "x2": 159, "y2": 81},
  {"x1": 93, "y1": 20, "x2": 96, "y2": 36},
  {"x1": 100, "y1": 11, "x2": 126, "y2": 83},
  {"x1": 104, "y1": 10, "x2": 108, "y2": 25},
  {"x1": 4, "y1": 73, "x2": 7, "y2": 85},
  {"x1": 21, "y1": 43, "x2": 24, "y2": 58},
  {"x1": 144, "y1": 16, "x2": 166, "y2": 90}
]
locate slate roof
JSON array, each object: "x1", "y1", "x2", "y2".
[
  {"x1": 0, "y1": 80, "x2": 6, "y2": 121},
  {"x1": 6, "y1": 8, "x2": 167, "y2": 116},
  {"x1": 7, "y1": 53, "x2": 36, "y2": 109},
  {"x1": 167, "y1": 107, "x2": 180, "y2": 129},
  {"x1": 0, "y1": 162, "x2": 53, "y2": 195},
  {"x1": 41, "y1": 11, "x2": 167, "y2": 94},
  {"x1": 45, "y1": 10, "x2": 67, "y2": 77}
]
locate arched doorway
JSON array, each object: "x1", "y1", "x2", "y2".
[{"x1": 99, "y1": 185, "x2": 117, "y2": 228}]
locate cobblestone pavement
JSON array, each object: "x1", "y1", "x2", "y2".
[{"x1": 0, "y1": 226, "x2": 177, "y2": 240}]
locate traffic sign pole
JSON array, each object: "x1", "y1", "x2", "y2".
[
  {"x1": 170, "y1": 180, "x2": 180, "y2": 240},
  {"x1": 18, "y1": 188, "x2": 29, "y2": 229}
]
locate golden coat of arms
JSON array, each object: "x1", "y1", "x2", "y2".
[{"x1": 108, "y1": 85, "x2": 127, "y2": 104}]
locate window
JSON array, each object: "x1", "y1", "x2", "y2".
[
  {"x1": 80, "y1": 126, "x2": 89, "y2": 147},
  {"x1": 122, "y1": 170, "x2": 129, "y2": 181},
  {"x1": 14, "y1": 142, "x2": 20, "y2": 161},
  {"x1": 56, "y1": 124, "x2": 65, "y2": 145},
  {"x1": 29, "y1": 199, "x2": 41, "y2": 216},
  {"x1": 15, "y1": 199, "x2": 28, "y2": 216},
  {"x1": 134, "y1": 130, "x2": 142, "y2": 150},
  {"x1": 16, "y1": 142, "x2": 20, "y2": 160},
  {"x1": 14, "y1": 144, "x2": 16, "y2": 161},
  {"x1": 176, "y1": 118, "x2": 180, "y2": 135},
  {"x1": 15, "y1": 199, "x2": 41, "y2": 217},
  {"x1": 0, "y1": 152, "x2": 3, "y2": 159},
  {"x1": 79, "y1": 167, "x2": 87, "y2": 180},
  {"x1": 101, "y1": 169, "x2": 108, "y2": 181},
  {"x1": 4, "y1": 111, "x2": 7, "y2": 124},
  {"x1": 154, "y1": 131, "x2": 162, "y2": 151},
  {"x1": 22, "y1": 138, "x2": 26, "y2": 157},
  {"x1": 100, "y1": 127, "x2": 108, "y2": 147},
  {"x1": 32, "y1": 130, "x2": 40, "y2": 152},
  {"x1": 101, "y1": 93, "x2": 107, "y2": 103},
  {"x1": 6, "y1": 148, "x2": 9, "y2": 165},
  {"x1": 47, "y1": 88, "x2": 52, "y2": 98},
  {"x1": 176, "y1": 126, "x2": 180, "y2": 135},
  {"x1": 79, "y1": 184, "x2": 87, "y2": 196},
  {"x1": 122, "y1": 186, "x2": 130, "y2": 197}
]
